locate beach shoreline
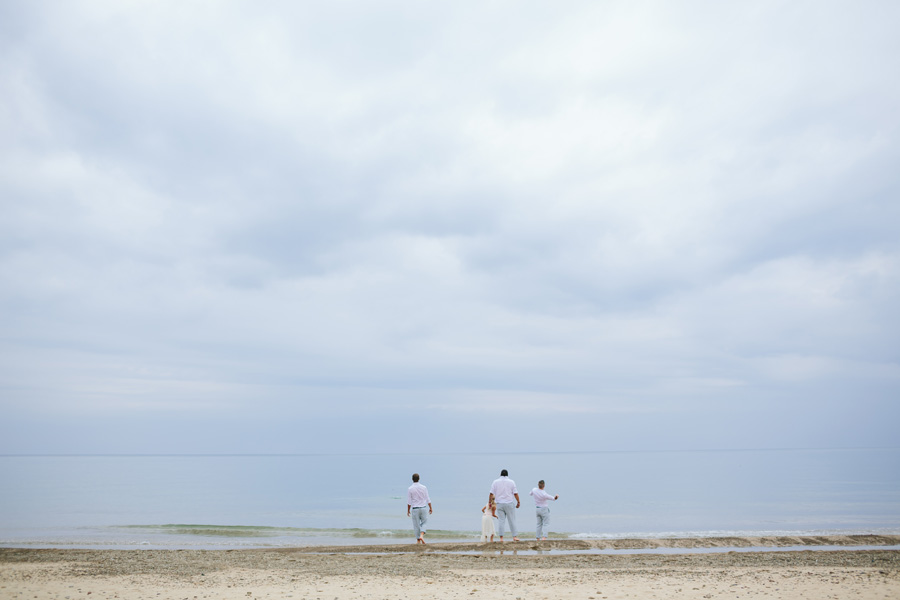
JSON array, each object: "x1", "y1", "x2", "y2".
[
  {"x1": 268, "y1": 532, "x2": 900, "y2": 553},
  {"x1": 3, "y1": 536, "x2": 899, "y2": 600}
]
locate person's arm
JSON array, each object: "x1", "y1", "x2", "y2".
[
  {"x1": 407, "y1": 503, "x2": 411, "y2": 517},
  {"x1": 514, "y1": 492, "x2": 520, "y2": 508},
  {"x1": 428, "y1": 502, "x2": 433, "y2": 514}
]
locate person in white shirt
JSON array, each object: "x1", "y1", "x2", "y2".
[
  {"x1": 489, "y1": 469, "x2": 520, "y2": 541},
  {"x1": 406, "y1": 473, "x2": 432, "y2": 544},
  {"x1": 529, "y1": 479, "x2": 559, "y2": 540}
]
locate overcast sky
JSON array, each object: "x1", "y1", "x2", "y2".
[{"x1": 1, "y1": 1, "x2": 898, "y2": 455}]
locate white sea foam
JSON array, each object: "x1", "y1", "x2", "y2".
[{"x1": 568, "y1": 527, "x2": 900, "y2": 540}]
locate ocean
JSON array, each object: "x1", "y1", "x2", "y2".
[{"x1": 1, "y1": 448, "x2": 898, "y2": 549}]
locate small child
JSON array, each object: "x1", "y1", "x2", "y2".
[{"x1": 481, "y1": 498, "x2": 497, "y2": 542}]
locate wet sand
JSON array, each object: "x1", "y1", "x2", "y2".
[{"x1": 2, "y1": 535, "x2": 899, "y2": 599}]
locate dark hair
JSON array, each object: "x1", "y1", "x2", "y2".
[
  {"x1": 500, "y1": 469, "x2": 508, "y2": 477},
  {"x1": 412, "y1": 473, "x2": 420, "y2": 482},
  {"x1": 539, "y1": 480, "x2": 545, "y2": 486}
]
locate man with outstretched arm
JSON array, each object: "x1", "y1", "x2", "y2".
[{"x1": 529, "y1": 479, "x2": 559, "y2": 540}]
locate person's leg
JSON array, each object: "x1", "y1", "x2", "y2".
[
  {"x1": 411, "y1": 508, "x2": 422, "y2": 541},
  {"x1": 537, "y1": 507, "x2": 550, "y2": 540},
  {"x1": 535, "y1": 509, "x2": 542, "y2": 540},
  {"x1": 418, "y1": 507, "x2": 428, "y2": 542},
  {"x1": 412, "y1": 507, "x2": 427, "y2": 543},
  {"x1": 496, "y1": 503, "x2": 508, "y2": 539},
  {"x1": 542, "y1": 507, "x2": 549, "y2": 539},
  {"x1": 507, "y1": 504, "x2": 518, "y2": 539}
]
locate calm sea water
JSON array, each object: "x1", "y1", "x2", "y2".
[{"x1": 1, "y1": 449, "x2": 898, "y2": 548}]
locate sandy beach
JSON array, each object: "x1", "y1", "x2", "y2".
[{"x1": 2, "y1": 535, "x2": 899, "y2": 600}]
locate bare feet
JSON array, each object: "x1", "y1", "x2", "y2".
[{"x1": 513, "y1": 537, "x2": 520, "y2": 541}]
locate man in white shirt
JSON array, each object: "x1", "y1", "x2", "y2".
[
  {"x1": 529, "y1": 479, "x2": 559, "y2": 540},
  {"x1": 489, "y1": 469, "x2": 520, "y2": 541},
  {"x1": 406, "y1": 473, "x2": 432, "y2": 544}
]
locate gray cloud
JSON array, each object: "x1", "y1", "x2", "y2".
[{"x1": 1, "y1": 1, "x2": 898, "y2": 454}]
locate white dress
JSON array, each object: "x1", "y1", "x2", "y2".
[{"x1": 481, "y1": 505, "x2": 496, "y2": 541}]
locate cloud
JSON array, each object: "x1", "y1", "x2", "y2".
[{"x1": 1, "y1": 1, "x2": 898, "y2": 453}]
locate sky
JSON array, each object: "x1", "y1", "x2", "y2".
[{"x1": 1, "y1": 1, "x2": 898, "y2": 455}]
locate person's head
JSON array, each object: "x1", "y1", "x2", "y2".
[
  {"x1": 412, "y1": 473, "x2": 420, "y2": 483},
  {"x1": 500, "y1": 469, "x2": 508, "y2": 477},
  {"x1": 538, "y1": 480, "x2": 545, "y2": 489}
]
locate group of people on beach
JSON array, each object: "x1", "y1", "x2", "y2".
[{"x1": 406, "y1": 469, "x2": 559, "y2": 544}]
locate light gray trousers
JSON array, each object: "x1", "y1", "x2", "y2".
[
  {"x1": 535, "y1": 506, "x2": 551, "y2": 539},
  {"x1": 496, "y1": 502, "x2": 517, "y2": 537},
  {"x1": 411, "y1": 506, "x2": 428, "y2": 539}
]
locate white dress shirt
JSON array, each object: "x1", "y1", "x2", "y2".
[
  {"x1": 407, "y1": 482, "x2": 431, "y2": 507},
  {"x1": 530, "y1": 487, "x2": 555, "y2": 508},
  {"x1": 490, "y1": 476, "x2": 518, "y2": 503}
]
